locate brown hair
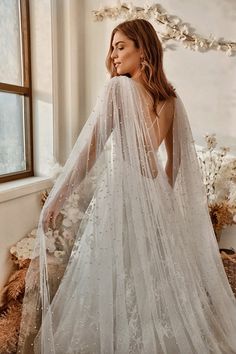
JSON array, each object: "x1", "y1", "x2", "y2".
[{"x1": 106, "y1": 19, "x2": 176, "y2": 113}]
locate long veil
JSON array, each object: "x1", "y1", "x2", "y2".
[{"x1": 17, "y1": 76, "x2": 236, "y2": 354}]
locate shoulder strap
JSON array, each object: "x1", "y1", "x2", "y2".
[
  {"x1": 157, "y1": 100, "x2": 167, "y2": 117},
  {"x1": 148, "y1": 101, "x2": 167, "y2": 130}
]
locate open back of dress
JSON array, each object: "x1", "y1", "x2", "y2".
[{"x1": 17, "y1": 76, "x2": 236, "y2": 354}]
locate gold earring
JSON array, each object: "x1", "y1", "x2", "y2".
[{"x1": 140, "y1": 58, "x2": 146, "y2": 71}]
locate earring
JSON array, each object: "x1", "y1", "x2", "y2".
[{"x1": 140, "y1": 58, "x2": 146, "y2": 71}]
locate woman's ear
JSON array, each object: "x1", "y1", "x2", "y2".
[{"x1": 139, "y1": 48, "x2": 144, "y2": 59}]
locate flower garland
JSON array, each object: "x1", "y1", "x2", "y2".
[{"x1": 92, "y1": 2, "x2": 236, "y2": 56}]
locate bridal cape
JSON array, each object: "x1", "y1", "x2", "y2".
[{"x1": 17, "y1": 76, "x2": 236, "y2": 354}]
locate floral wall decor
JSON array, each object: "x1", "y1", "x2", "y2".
[{"x1": 92, "y1": 2, "x2": 236, "y2": 56}]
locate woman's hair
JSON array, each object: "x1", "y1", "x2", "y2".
[{"x1": 106, "y1": 19, "x2": 177, "y2": 112}]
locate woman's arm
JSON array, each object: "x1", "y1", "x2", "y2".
[
  {"x1": 164, "y1": 120, "x2": 173, "y2": 186},
  {"x1": 44, "y1": 102, "x2": 114, "y2": 232},
  {"x1": 152, "y1": 97, "x2": 174, "y2": 185},
  {"x1": 43, "y1": 134, "x2": 97, "y2": 232}
]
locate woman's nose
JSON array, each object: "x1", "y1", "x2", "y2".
[{"x1": 111, "y1": 49, "x2": 117, "y2": 59}]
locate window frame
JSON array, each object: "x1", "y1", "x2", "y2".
[{"x1": 0, "y1": 0, "x2": 33, "y2": 183}]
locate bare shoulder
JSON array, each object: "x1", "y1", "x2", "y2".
[
  {"x1": 157, "y1": 96, "x2": 175, "y2": 122},
  {"x1": 163, "y1": 96, "x2": 175, "y2": 113}
]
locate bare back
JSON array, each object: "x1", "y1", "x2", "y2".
[
  {"x1": 135, "y1": 83, "x2": 175, "y2": 180},
  {"x1": 137, "y1": 84, "x2": 175, "y2": 151}
]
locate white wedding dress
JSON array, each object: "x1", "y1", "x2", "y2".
[{"x1": 17, "y1": 76, "x2": 236, "y2": 354}]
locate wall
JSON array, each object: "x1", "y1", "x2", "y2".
[
  {"x1": 51, "y1": 0, "x2": 86, "y2": 165},
  {"x1": 0, "y1": 180, "x2": 52, "y2": 291}
]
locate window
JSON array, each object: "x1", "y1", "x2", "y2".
[{"x1": 0, "y1": 0, "x2": 33, "y2": 183}]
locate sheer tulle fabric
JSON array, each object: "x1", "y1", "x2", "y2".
[{"x1": 17, "y1": 76, "x2": 236, "y2": 354}]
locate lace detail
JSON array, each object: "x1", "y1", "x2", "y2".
[{"x1": 124, "y1": 270, "x2": 144, "y2": 354}]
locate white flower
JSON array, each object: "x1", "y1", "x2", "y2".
[
  {"x1": 62, "y1": 218, "x2": 73, "y2": 227},
  {"x1": 208, "y1": 34, "x2": 216, "y2": 47},
  {"x1": 204, "y1": 134, "x2": 217, "y2": 149},
  {"x1": 45, "y1": 238, "x2": 56, "y2": 253},
  {"x1": 180, "y1": 24, "x2": 189, "y2": 35},
  {"x1": 67, "y1": 207, "x2": 80, "y2": 222},
  {"x1": 62, "y1": 230, "x2": 73, "y2": 241},
  {"x1": 45, "y1": 229, "x2": 53, "y2": 238},
  {"x1": 220, "y1": 146, "x2": 230, "y2": 155},
  {"x1": 28, "y1": 228, "x2": 37, "y2": 237},
  {"x1": 172, "y1": 16, "x2": 180, "y2": 25},
  {"x1": 10, "y1": 236, "x2": 36, "y2": 260},
  {"x1": 53, "y1": 230, "x2": 60, "y2": 238},
  {"x1": 183, "y1": 42, "x2": 191, "y2": 49},
  {"x1": 10, "y1": 246, "x2": 17, "y2": 254},
  {"x1": 73, "y1": 193, "x2": 80, "y2": 201},
  {"x1": 165, "y1": 27, "x2": 176, "y2": 37},
  {"x1": 63, "y1": 206, "x2": 85, "y2": 224},
  {"x1": 54, "y1": 250, "x2": 66, "y2": 258},
  {"x1": 143, "y1": 4, "x2": 151, "y2": 14},
  {"x1": 128, "y1": 3, "x2": 134, "y2": 13},
  {"x1": 45, "y1": 232, "x2": 56, "y2": 253},
  {"x1": 78, "y1": 210, "x2": 85, "y2": 219}
]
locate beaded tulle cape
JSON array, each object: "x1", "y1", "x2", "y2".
[{"x1": 17, "y1": 76, "x2": 236, "y2": 354}]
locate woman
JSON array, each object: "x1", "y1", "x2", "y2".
[{"x1": 17, "y1": 19, "x2": 236, "y2": 354}]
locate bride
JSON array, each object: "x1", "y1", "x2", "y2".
[{"x1": 17, "y1": 19, "x2": 236, "y2": 354}]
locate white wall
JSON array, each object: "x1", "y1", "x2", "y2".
[
  {"x1": 31, "y1": 0, "x2": 54, "y2": 176},
  {"x1": 51, "y1": 0, "x2": 86, "y2": 165},
  {"x1": 0, "y1": 181, "x2": 51, "y2": 290}
]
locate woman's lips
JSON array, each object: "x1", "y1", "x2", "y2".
[{"x1": 115, "y1": 63, "x2": 121, "y2": 67}]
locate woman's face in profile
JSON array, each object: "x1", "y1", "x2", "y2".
[{"x1": 111, "y1": 30, "x2": 142, "y2": 78}]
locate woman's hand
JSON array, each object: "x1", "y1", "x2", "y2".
[{"x1": 42, "y1": 192, "x2": 66, "y2": 233}]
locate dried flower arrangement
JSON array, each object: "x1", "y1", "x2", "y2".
[
  {"x1": 93, "y1": 2, "x2": 236, "y2": 56},
  {"x1": 197, "y1": 134, "x2": 236, "y2": 242},
  {"x1": 0, "y1": 256, "x2": 30, "y2": 354}
]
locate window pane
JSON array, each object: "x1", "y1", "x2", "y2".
[
  {"x1": 0, "y1": 92, "x2": 27, "y2": 174},
  {"x1": 0, "y1": 0, "x2": 22, "y2": 85}
]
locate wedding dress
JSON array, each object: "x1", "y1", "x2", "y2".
[{"x1": 17, "y1": 76, "x2": 236, "y2": 354}]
